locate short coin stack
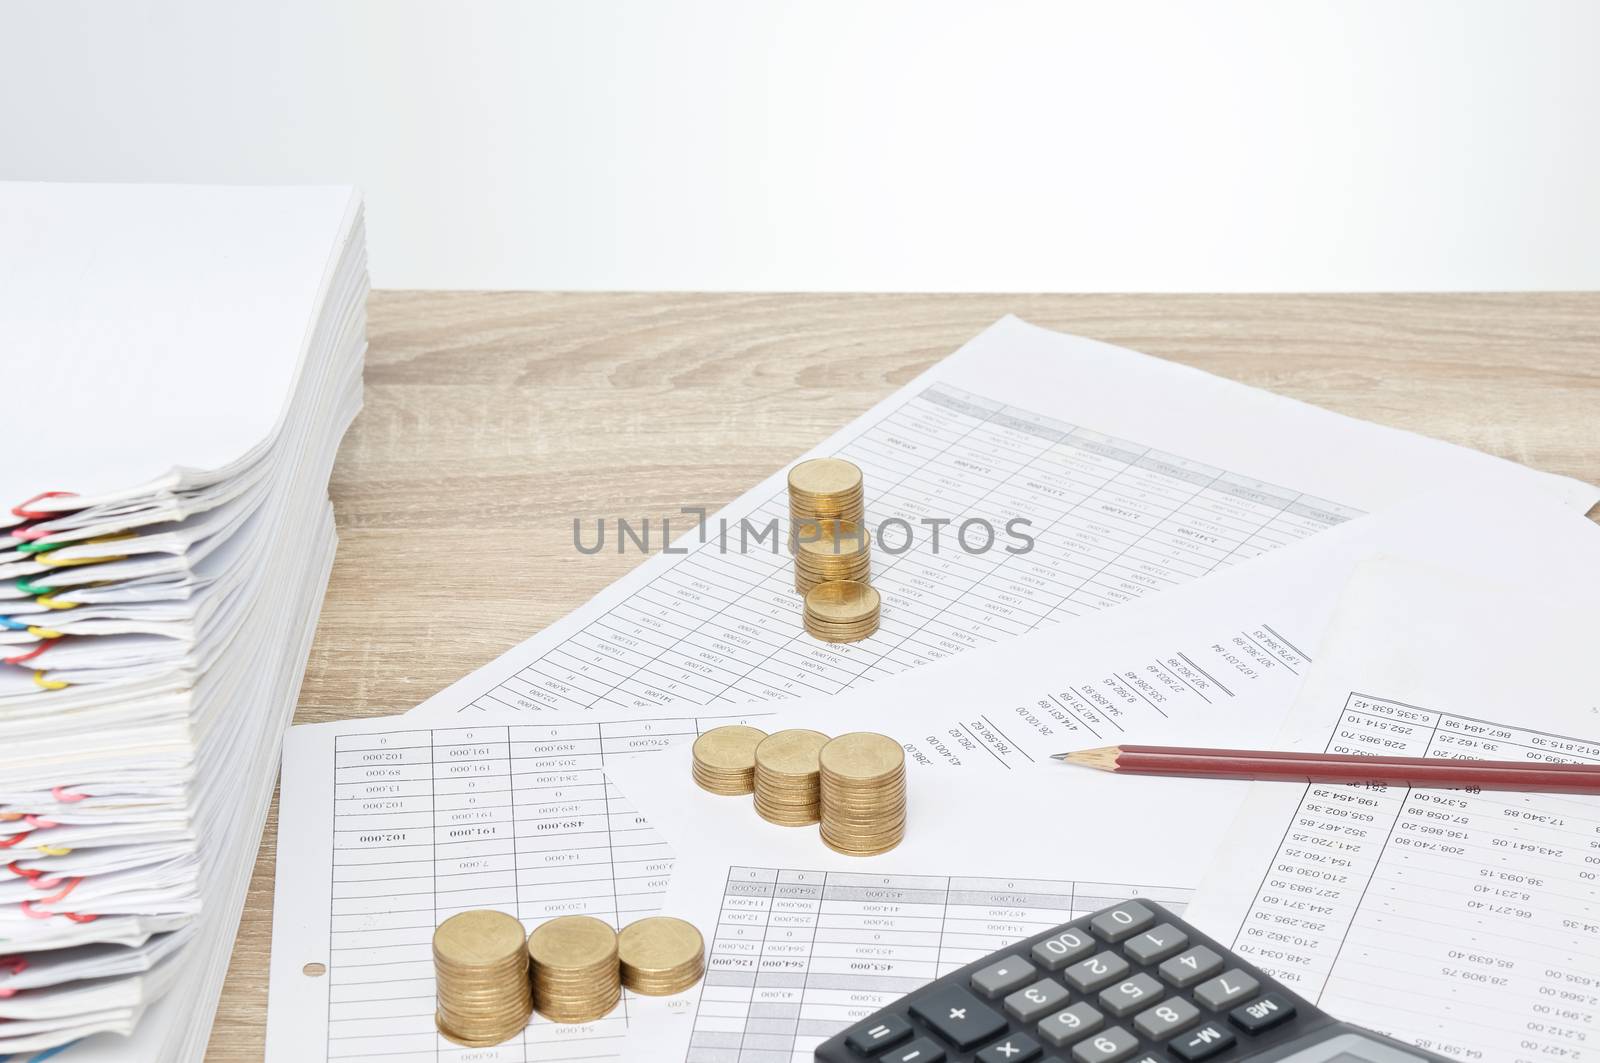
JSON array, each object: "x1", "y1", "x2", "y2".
[
  {"x1": 793, "y1": 519, "x2": 871, "y2": 594},
  {"x1": 433, "y1": 910, "x2": 533, "y2": 1047},
  {"x1": 819, "y1": 732, "x2": 907, "y2": 856},
  {"x1": 691, "y1": 724, "x2": 769, "y2": 794},
  {"x1": 787, "y1": 457, "x2": 865, "y2": 528},
  {"x1": 753, "y1": 729, "x2": 831, "y2": 826},
  {"x1": 526, "y1": 915, "x2": 622, "y2": 1024},
  {"x1": 617, "y1": 916, "x2": 706, "y2": 995},
  {"x1": 803, "y1": 579, "x2": 881, "y2": 643}
]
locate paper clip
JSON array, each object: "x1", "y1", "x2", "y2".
[
  {"x1": 6, "y1": 861, "x2": 41, "y2": 881},
  {"x1": 9, "y1": 492, "x2": 77, "y2": 521},
  {"x1": 22, "y1": 816, "x2": 58, "y2": 830},
  {"x1": 25, "y1": 627, "x2": 63, "y2": 640},
  {"x1": 35, "y1": 551, "x2": 125, "y2": 569},
  {"x1": 4, "y1": 645, "x2": 50, "y2": 667},
  {"x1": 14, "y1": 540, "x2": 63, "y2": 555},
  {"x1": 0, "y1": 831, "x2": 30, "y2": 849},
  {"x1": 51, "y1": 786, "x2": 87, "y2": 803},
  {"x1": 34, "y1": 843, "x2": 71, "y2": 856},
  {"x1": 32, "y1": 672, "x2": 68, "y2": 692},
  {"x1": 34, "y1": 878, "x2": 80, "y2": 905},
  {"x1": 15, "y1": 579, "x2": 53, "y2": 595},
  {"x1": 12, "y1": 521, "x2": 52, "y2": 541},
  {"x1": 34, "y1": 595, "x2": 77, "y2": 611},
  {"x1": 0, "y1": 617, "x2": 27, "y2": 631}
]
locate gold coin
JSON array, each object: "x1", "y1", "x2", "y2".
[
  {"x1": 755, "y1": 729, "x2": 830, "y2": 776},
  {"x1": 691, "y1": 725, "x2": 768, "y2": 794},
  {"x1": 804, "y1": 581, "x2": 880, "y2": 625},
  {"x1": 617, "y1": 917, "x2": 705, "y2": 995},
  {"x1": 819, "y1": 732, "x2": 903, "y2": 781},
  {"x1": 794, "y1": 519, "x2": 869, "y2": 559},
  {"x1": 527, "y1": 915, "x2": 618, "y2": 968},
  {"x1": 788, "y1": 458, "x2": 863, "y2": 499},
  {"x1": 433, "y1": 910, "x2": 527, "y2": 968}
]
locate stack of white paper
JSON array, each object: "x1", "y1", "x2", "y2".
[{"x1": 0, "y1": 182, "x2": 367, "y2": 1059}]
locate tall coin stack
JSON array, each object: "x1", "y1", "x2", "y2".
[
  {"x1": 690, "y1": 724, "x2": 768, "y2": 795},
  {"x1": 803, "y1": 580, "x2": 881, "y2": 643},
  {"x1": 617, "y1": 916, "x2": 706, "y2": 995},
  {"x1": 753, "y1": 729, "x2": 831, "y2": 826},
  {"x1": 433, "y1": 910, "x2": 533, "y2": 1047},
  {"x1": 818, "y1": 732, "x2": 907, "y2": 856},
  {"x1": 793, "y1": 519, "x2": 871, "y2": 594},
  {"x1": 526, "y1": 915, "x2": 622, "y2": 1023},
  {"x1": 787, "y1": 457, "x2": 865, "y2": 529}
]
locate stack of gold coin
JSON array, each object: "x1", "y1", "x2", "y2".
[
  {"x1": 788, "y1": 457, "x2": 865, "y2": 530},
  {"x1": 617, "y1": 916, "x2": 706, "y2": 995},
  {"x1": 753, "y1": 728, "x2": 831, "y2": 825},
  {"x1": 818, "y1": 732, "x2": 907, "y2": 856},
  {"x1": 433, "y1": 909, "x2": 533, "y2": 1046},
  {"x1": 793, "y1": 519, "x2": 871, "y2": 595},
  {"x1": 526, "y1": 915, "x2": 621, "y2": 1023},
  {"x1": 803, "y1": 580, "x2": 880, "y2": 643},
  {"x1": 691, "y1": 724, "x2": 768, "y2": 795}
]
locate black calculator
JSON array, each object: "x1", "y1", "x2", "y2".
[{"x1": 814, "y1": 900, "x2": 1449, "y2": 1063}]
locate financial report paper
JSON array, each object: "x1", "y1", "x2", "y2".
[
  {"x1": 267, "y1": 491, "x2": 1600, "y2": 1063},
  {"x1": 403, "y1": 316, "x2": 1597, "y2": 722},
  {"x1": 1187, "y1": 562, "x2": 1600, "y2": 1063}
]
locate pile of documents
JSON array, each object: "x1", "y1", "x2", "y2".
[
  {"x1": 0, "y1": 183, "x2": 366, "y2": 1059},
  {"x1": 253, "y1": 315, "x2": 1600, "y2": 1063}
]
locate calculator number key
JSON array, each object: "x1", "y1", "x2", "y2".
[
  {"x1": 1168, "y1": 1020, "x2": 1237, "y2": 1061},
  {"x1": 1038, "y1": 1002, "x2": 1105, "y2": 1048},
  {"x1": 1133, "y1": 996, "x2": 1199, "y2": 1040},
  {"x1": 1122, "y1": 923, "x2": 1187, "y2": 965},
  {"x1": 1031, "y1": 927, "x2": 1094, "y2": 970},
  {"x1": 1064, "y1": 951, "x2": 1129, "y2": 993},
  {"x1": 1194, "y1": 969, "x2": 1259, "y2": 1010},
  {"x1": 1088, "y1": 902, "x2": 1154, "y2": 943},
  {"x1": 1097, "y1": 973, "x2": 1162, "y2": 1017},
  {"x1": 1157, "y1": 945, "x2": 1223, "y2": 988},
  {"x1": 1004, "y1": 978, "x2": 1069, "y2": 1023},
  {"x1": 1071, "y1": 1024, "x2": 1139, "y2": 1063}
]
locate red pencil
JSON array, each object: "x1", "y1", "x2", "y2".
[{"x1": 1053, "y1": 744, "x2": 1600, "y2": 794}]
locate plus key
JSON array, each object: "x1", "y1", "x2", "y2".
[{"x1": 909, "y1": 984, "x2": 1008, "y2": 1049}]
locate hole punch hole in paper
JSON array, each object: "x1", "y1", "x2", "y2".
[{"x1": 303, "y1": 962, "x2": 327, "y2": 977}]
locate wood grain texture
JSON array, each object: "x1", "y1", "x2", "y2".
[{"x1": 208, "y1": 292, "x2": 1600, "y2": 1060}]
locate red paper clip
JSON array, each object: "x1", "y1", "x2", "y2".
[
  {"x1": 0, "y1": 831, "x2": 31, "y2": 850},
  {"x1": 10, "y1": 492, "x2": 78, "y2": 521},
  {"x1": 3, "y1": 643, "x2": 51, "y2": 667},
  {"x1": 51, "y1": 786, "x2": 88, "y2": 803}
]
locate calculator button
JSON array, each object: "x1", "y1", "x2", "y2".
[
  {"x1": 1229, "y1": 991, "x2": 1297, "y2": 1033},
  {"x1": 1037, "y1": 1002, "x2": 1105, "y2": 1047},
  {"x1": 1097, "y1": 973, "x2": 1162, "y2": 1017},
  {"x1": 972, "y1": 955, "x2": 1037, "y2": 999},
  {"x1": 1004, "y1": 978, "x2": 1070, "y2": 1023},
  {"x1": 1088, "y1": 902, "x2": 1154, "y2": 943},
  {"x1": 883, "y1": 1036, "x2": 946, "y2": 1063},
  {"x1": 1070, "y1": 1025, "x2": 1139, "y2": 1063},
  {"x1": 1122, "y1": 923, "x2": 1187, "y2": 965},
  {"x1": 1157, "y1": 946, "x2": 1223, "y2": 987},
  {"x1": 909, "y1": 985, "x2": 1007, "y2": 1049},
  {"x1": 1031, "y1": 928, "x2": 1094, "y2": 970},
  {"x1": 1167, "y1": 1021, "x2": 1236, "y2": 1061},
  {"x1": 1133, "y1": 996, "x2": 1199, "y2": 1040},
  {"x1": 846, "y1": 1015, "x2": 913, "y2": 1054},
  {"x1": 1063, "y1": 951, "x2": 1129, "y2": 992},
  {"x1": 975, "y1": 1032, "x2": 1043, "y2": 1063},
  {"x1": 1194, "y1": 969, "x2": 1259, "y2": 1010}
]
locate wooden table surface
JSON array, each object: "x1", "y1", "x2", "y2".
[{"x1": 207, "y1": 292, "x2": 1600, "y2": 1061}]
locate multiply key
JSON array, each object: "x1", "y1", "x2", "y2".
[{"x1": 909, "y1": 985, "x2": 1007, "y2": 1049}]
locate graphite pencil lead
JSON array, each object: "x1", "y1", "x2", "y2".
[{"x1": 1055, "y1": 746, "x2": 1120, "y2": 770}]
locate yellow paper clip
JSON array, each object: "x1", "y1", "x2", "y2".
[
  {"x1": 33, "y1": 671, "x2": 69, "y2": 691},
  {"x1": 35, "y1": 844, "x2": 72, "y2": 856},
  {"x1": 35, "y1": 594, "x2": 78, "y2": 610},
  {"x1": 25, "y1": 626, "x2": 64, "y2": 640}
]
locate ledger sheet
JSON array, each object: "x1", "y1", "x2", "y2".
[
  {"x1": 1186, "y1": 562, "x2": 1600, "y2": 1063},
  {"x1": 402, "y1": 316, "x2": 1596, "y2": 723}
]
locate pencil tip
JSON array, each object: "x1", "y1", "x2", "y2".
[{"x1": 1054, "y1": 746, "x2": 1120, "y2": 770}]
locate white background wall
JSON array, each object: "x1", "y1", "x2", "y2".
[{"x1": 4, "y1": 1, "x2": 1597, "y2": 291}]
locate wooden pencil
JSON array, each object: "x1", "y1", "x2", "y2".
[{"x1": 1053, "y1": 744, "x2": 1600, "y2": 794}]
